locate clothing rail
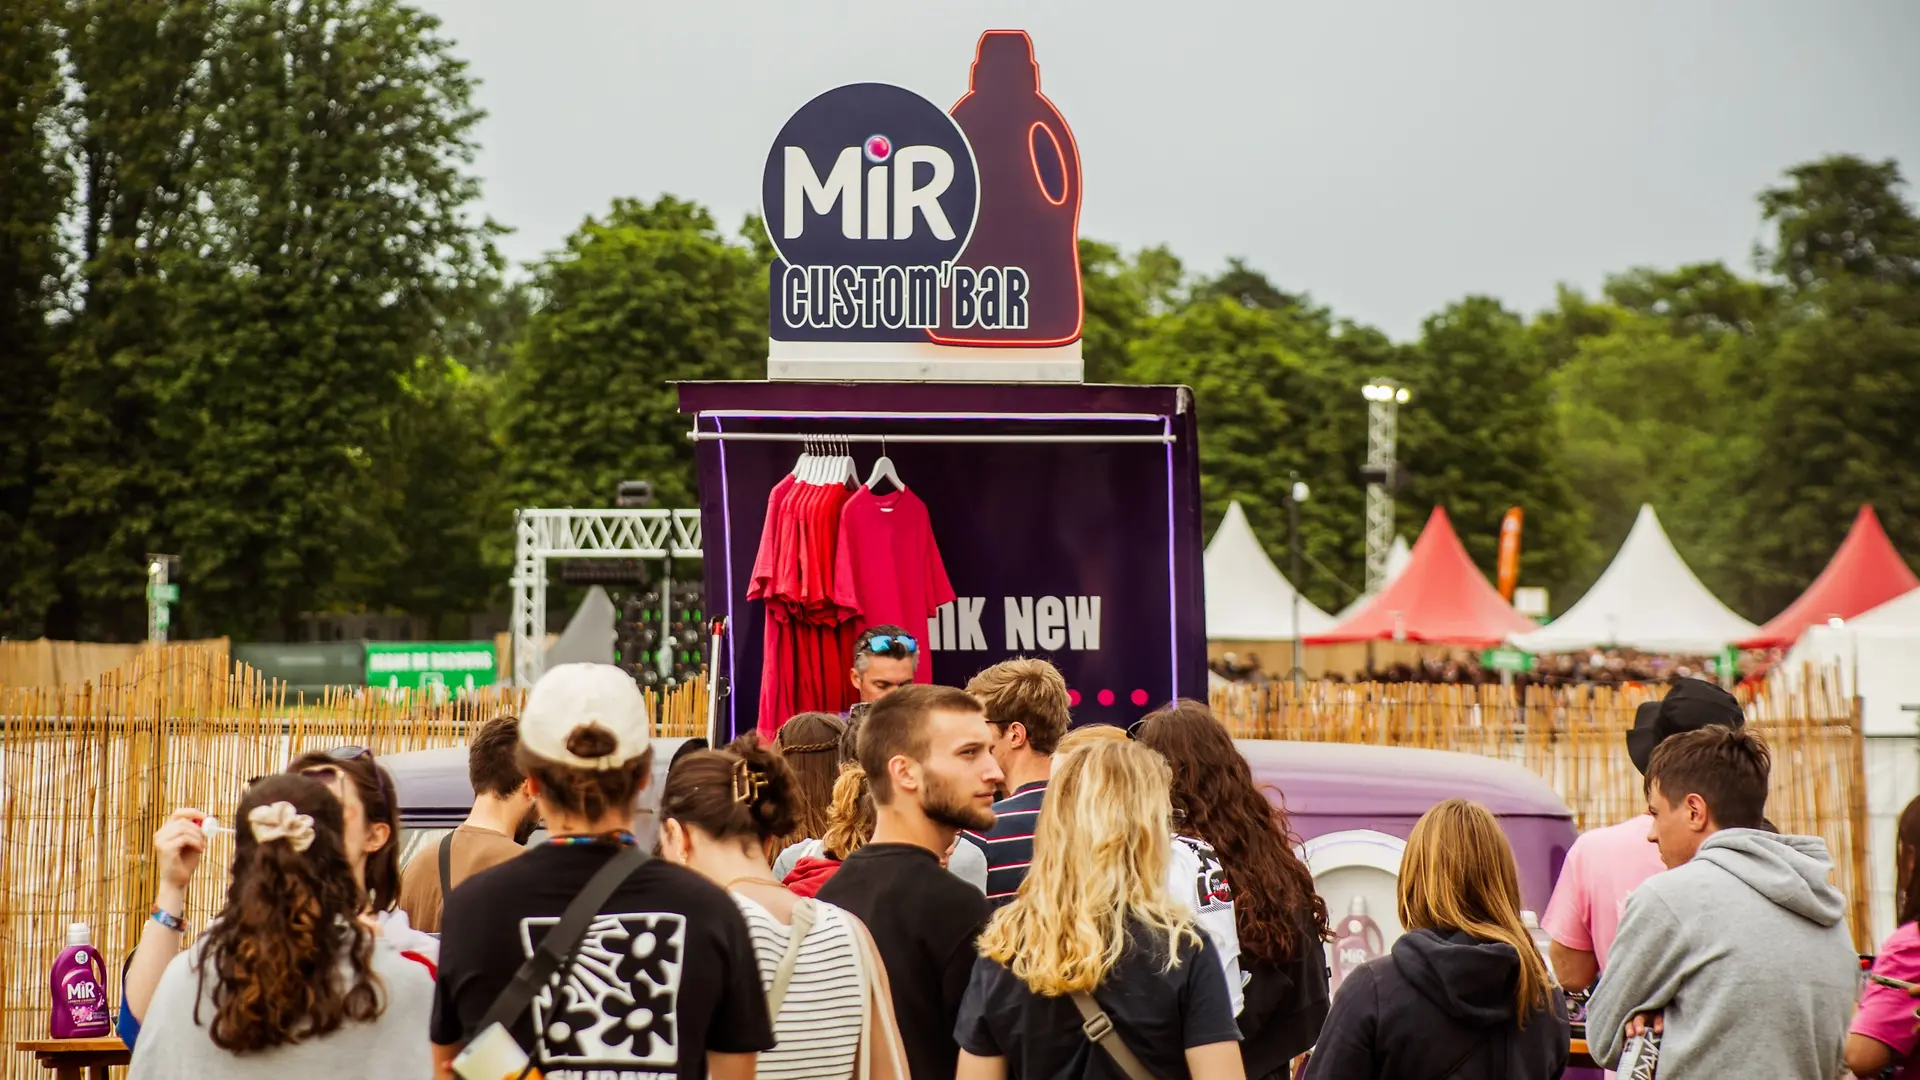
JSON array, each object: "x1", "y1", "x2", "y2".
[{"x1": 687, "y1": 429, "x2": 1176, "y2": 444}]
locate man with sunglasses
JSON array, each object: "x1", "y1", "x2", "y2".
[{"x1": 849, "y1": 624, "x2": 920, "y2": 705}]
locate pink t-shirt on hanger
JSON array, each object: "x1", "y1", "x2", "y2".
[
  {"x1": 1542, "y1": 814, "x2": 1667, "y2": 969},
  {"x1": 833, "y1": 486, "x2": 955, "y2": 683}
]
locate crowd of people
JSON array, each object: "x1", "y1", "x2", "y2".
[
  {"x1": 1210, "y1": 647, "x2": 1743, "y2": 687},
  {"x1": 101, "y1": 624, "x2": 1920, "y2": 1079}
]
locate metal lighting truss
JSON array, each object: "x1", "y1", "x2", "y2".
[{"x1": 510, "y1": 508, "x2": 703, "y2": 688}]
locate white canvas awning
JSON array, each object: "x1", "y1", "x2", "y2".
[
  {"x1": 1204, "y1": 501, "x2": 1335, "y2": 640},
  {"x1": 1511, "y1": 504, "x2": 1756, "y2": 654},
  {"x1": 1335, "y1": 537, "x2": 1411, "y2": 620}
]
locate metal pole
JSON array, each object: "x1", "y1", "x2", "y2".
[
  {"x1": 146, "y1": 558, "x2": 168, "y2": 644},
  {"x1": 1290, "y1": 484, "x2": 1305, "y2": 684},
  {"x1": 1364, "y1": 381, "x2": 1404, "y2": 595}
]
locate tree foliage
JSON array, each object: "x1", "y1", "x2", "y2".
[
  {"x1": 0, "y1": 0, "x2": 1913, "y2": 651},
  {"x1": 499, "y1": 196, "x2": 764, "y2": 521}
]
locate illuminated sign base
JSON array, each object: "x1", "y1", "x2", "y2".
[{"x1": 767, "y1": 339, "x2": 1082, "y2": 383}]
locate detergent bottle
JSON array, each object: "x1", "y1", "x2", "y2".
[
  {"x1": 934, "y1": 30, "x2": 1082, "y2": 346},
  {"x1": 50, "y1": 922, "x2": 111, "y2": 1038},
  {"x1": 1329, "y1": 895, "x2": 1385, "y2": 993}
]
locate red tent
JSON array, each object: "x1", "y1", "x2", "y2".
[
  {"x1": 1738, "y1": 505, "x2": 1920, "y2": 649},
  {"x1": 1306, "y1": 507, "x2": 1537, "y2": 646}
]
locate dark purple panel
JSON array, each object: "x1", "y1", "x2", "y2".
[{"x1": 681, "y1": 381, "x2": 1206, "y2": 738}]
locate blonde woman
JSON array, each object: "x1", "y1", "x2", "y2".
[
  {"x1": 956, "y1": 739, "x2": 1245, "y2": 1080},
  {"x1": 1303, "y1": 799, "x2": 1568, "y2": 1080}
]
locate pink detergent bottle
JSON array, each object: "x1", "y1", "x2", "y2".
[
  {"x1": 50, "y1": 922, "x2": 111, "y2": 1038},
  {"x1": 1329, "y1": 895, "x2": 1385, "y2": 994}
]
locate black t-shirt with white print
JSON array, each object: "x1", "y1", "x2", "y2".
[{"x1": 432, "y1": 844, "x2": 774, "y2": 1080}]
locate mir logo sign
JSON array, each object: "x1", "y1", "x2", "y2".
[{"x1": 761, "y1": 30, "x2": 1083, "y2": 350}]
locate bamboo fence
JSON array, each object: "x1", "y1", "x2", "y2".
[
  {"x1": 1210, "y1": 669, "x2": 1871, "y2": 948},
  {"x1": 0, "y1": 645, "x2": 705, "y2": 1080}
]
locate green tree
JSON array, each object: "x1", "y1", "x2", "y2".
[
  {"x1": 1399, "y1": 297, "x2": 1590, "y2": 603},
  {"x1": 156, "y1": 0, "x2": 497, "y2": 639},
  {"x1": 1547, "y1": 313, "x2": 1753, "y2": 608},
  {"x1": 1725, "y1": 157, "x2": 1920, "y2": 618},
  {"x1": 499, "y1": 195, "x2": 764, "y2": 524},
  {"x1": 1129, "y1": 297, "x2": 1371, "y2": 612},
  {"x1": 1078, "y1": 238, "x2": 1182, "y2": 383},
  {"x1": 0, "y1": 0, "x2": 69, "y2": 636},
  {"x1": 32, "y1": 0, "x2": 217, "y2": 639}
]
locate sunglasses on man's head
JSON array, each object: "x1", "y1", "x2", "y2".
[{"x1": 863, "y1": 634, "x2": 917, "y2": 656}]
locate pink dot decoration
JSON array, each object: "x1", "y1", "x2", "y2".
[
  {"x1": 1097, "y1": 689, "x2": 1116, "y2": 707},
  {"x1": 1067, "y1": 689, "x2": 1081, "y2": 707},
  {"x1": 1131, "y1": 688, "x2": 1149, "y2": 707}
]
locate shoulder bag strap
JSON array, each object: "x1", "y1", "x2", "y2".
[
  {"x1": 1069, "y1": 991, "x2": 1160, "y2": 1080},
  {"x1": 765, "y1": 899, "x2": 820, "y2": 1017},
  {"x1": 473, "y1": 844, "x2": 650, "y2": 1039},
  {"x1": 439, "y1": 831, "x2": 455, "y2": 900}
]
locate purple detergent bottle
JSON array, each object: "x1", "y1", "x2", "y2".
[{"x1": 50, "y1": 922, "x2": 111, "y2": 1038}]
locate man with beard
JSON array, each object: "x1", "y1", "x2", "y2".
[
  {"x1": 818, "y1": 684, "x2": 1005, "y2": 1080},
  {"x1": 398, "y1": 714, "x2": 541, "y2": 932}
]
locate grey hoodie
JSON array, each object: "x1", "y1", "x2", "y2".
[{"x1": 1586, "y1": 828, "x2": 1857, "y2": 1079}]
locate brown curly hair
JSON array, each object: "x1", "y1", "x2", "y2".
[
  {"x1": 194, "y1": 774, "x2": 383, "y2": 1053},
  {"x1": 1133, "y1": 700, "x2": 1331, "y2": 964}
]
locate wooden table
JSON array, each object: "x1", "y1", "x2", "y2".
[
  {"x1": 15, "y1": 1037, "x2": 130, "y2": 1080},
  {"x1": 1570, "y1": 1037, "x2": 1599, "y2": 1069}
]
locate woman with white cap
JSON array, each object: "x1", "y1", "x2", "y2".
[{"x1": 430, "y1": 663, "x2": 775, "y2": 1080}]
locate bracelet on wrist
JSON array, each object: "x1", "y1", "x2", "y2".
[{"x1": 149, "y1": 906, "x2": 185, "y2": 933}]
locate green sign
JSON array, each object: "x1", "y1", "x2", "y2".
[
  {"x1": 153, "y1": 605, "x2": 171, "y2": 630},
  {"x1": 1481, "y1": 647, "x2": 1535, "y2": 673},
  {"x1": 365, "y1": 641, "x2": 497, "y2": 693},
  {"x1": 148, "y1": 582, "x2": 179, "y2": 603},
  {"x1": 1707, "y1": 645, "x2": 1739, "y2": 678}
]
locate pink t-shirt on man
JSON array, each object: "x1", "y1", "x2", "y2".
[
  {"x1": 1855, "y1": 922, "x2": 1920, "y2": 1077},
  {"x1": 1542, "y1": 814, "x2": 1667, "y2": 969}
]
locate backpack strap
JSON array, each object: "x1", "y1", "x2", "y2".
[
  {"x1": 1070, "y1": 991, "x2": 1160, "y2": 1080},
  {"x1": 765, "y1": 899, "x2": 820, "y2": 1017},
  {"x1": 438, "y1": 831, "x2": 455, "y2": 900},
  {"x1": 472, "y1": 845, "x2": 650, "y2": 1043}
]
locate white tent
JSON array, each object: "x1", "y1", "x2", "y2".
[
  {"x1": 1510, "y1": 504, "x2": 1756, "y2": 654},
  {"x1": 1205, "y1": 501, "x2": 1336, "y2": 640},
  {"x1": 545, "y1": 585, "x2": 616, "y2": 667},
  {"x1": 1334, "y1": 537, "x2": 1412, "y2": 620},
  {"x1": 1778, "y1": 586, "x2": 1920, "y2": 942},
  {"x1": 1780, "y1": 586, "x2": 1920, "y2": 735}
]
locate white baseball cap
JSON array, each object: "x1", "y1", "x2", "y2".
[{"x1": 519, "y1": 663, "x2": 652, "y2": 770}]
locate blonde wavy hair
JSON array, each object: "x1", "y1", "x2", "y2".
[
  {"x1": 977, "y1": 738, "x2": 1200, "y2": 995},
  {"x1": 820, "y1": 762, "x2": 875, "y2": 859},
  {"x1": 1398, "y1": 798, "x2": 1552, "y2": 1024}
]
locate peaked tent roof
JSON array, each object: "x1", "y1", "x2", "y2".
[
  {"x1": 1204, "y1": 501, "x2": 1336, "y2": 640},
  {"x1": 1305, "y1": 507, "x2": 1537, "y2": 646},
  {"x1": 1739, "y1": 505, "x2": 1920, "y2": 649},
  {"x1": 1510, "y1": 504, "x2": 1756, "y2": 654},
  {"x1": 1851, "y1": 586, "x2": 1920, "y2": 633},
  {"x1": 1336, "y1": 537, "x2": 1413, "y2": 620}
]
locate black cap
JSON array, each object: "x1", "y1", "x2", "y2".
[{"x1": 1626, "y1": 677, "x2": 1745, "y2": 775}]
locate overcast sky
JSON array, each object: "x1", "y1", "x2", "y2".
[{"x1": 417, "y1": 0, "x2": 1920, "y2": 340}]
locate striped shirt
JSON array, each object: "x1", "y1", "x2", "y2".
[
  {"x1": 733, "y1": 893, "x2": 866, "y2": 1080},
  {"x1": 961, "y1": 779, "x2": 1048, "y2": 906}
]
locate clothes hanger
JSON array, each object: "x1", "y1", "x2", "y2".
[
  {"x1": 791, "y1": 437, "x2": 810, "y2": 480},
  {"x1": 866, "y1": 434, "x2": 903, "y2": 493},
  {"x1": 838, "y1": 437, "x2": 858, "y2": 486}
]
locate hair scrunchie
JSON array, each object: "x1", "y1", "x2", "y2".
[{"x1": 248, "y1": 801, "x2": 316, "y2": 852}]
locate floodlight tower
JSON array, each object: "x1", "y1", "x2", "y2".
[{"x1": 1360, "y1": 379, "x2": 1411, "y2": 595}]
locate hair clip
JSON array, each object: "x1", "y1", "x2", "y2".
[
  {"x1": 732, "y1": 758, "x2": 768, "y2": 805},
  {"x1": 248, "y1": 801, "x2": 316, "y2": 852}
]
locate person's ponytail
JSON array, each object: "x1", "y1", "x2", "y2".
[{"x1": 821, "y1": 763, "x2": 875, "y2": 860}]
